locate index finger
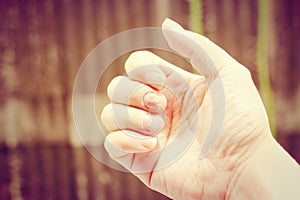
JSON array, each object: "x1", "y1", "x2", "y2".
[{"x1": 125, "y1": 51, "x2": 196, "y2": 90}]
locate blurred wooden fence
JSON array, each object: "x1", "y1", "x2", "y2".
[
  {"x1": 0, "y1": 144, "x2": 169, "y2": 200},
  {"x1": 0, "y1": 0, "x2": 192, "y2": 145},
  {"x1": 0, "y1": 0, "x2": 300, "y2": 199}
]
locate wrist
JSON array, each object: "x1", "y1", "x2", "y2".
[{"x1": 227, "y1": 134, "x2": 300, "y2": 200}]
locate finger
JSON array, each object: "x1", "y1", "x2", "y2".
[
  {"x1": 162, "y1": 19, "x2": 227, "y2": 159},
  {"x1": 105, "y1": 130, "x2": 157, "y2": 154},
  {"x1": 185, "y1": 30, "x2": 238, "y2": 67},
  {"x1": 162, "y1": 18, "x2": 226, "y2": 79},
  {"x1": 125, "y1": 51, "x2": 195, "y2": 89},
  {"x1": 185, "y1": 30, "x2": 252, "y2": 77},
  {"x1": 162, "y1": 18, "x2": 216, "y2": 78},
  {"x1": 101, "y1": 103, "x2": 164, "y2": 135},
  {"x1": 107, "y1": 76, "x2": 167, "y2": 113}
]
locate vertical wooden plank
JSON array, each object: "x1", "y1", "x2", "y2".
[
  {"x1": 110, "y1": 0, "x2": 131, "y2": 83},
  {"x1": 142, "y1": 0, "x2": 156, "y2": 27},
  {"x1": 213, "y1": 0, "x2": 226, "y2": 47},
  {"x1": 97, "y1": 150, "x2": 120, "y2": 200},
  {"x1": 92, "y1": 0, "x2": 114, "y2": 94},
  {"x1": 278, "y1": 134, "x2": 300, "y2": 164},
  {"x1": 52, "y1": 0, "x2": 71, "y2": 100},
  {"x1": 37, "y1": 98, "x2": 53, "y2": 141},
  {"x1": 153, "y1": 0, "x2": 171, "y2": 26},
  {"x1": 52, "y1": 144, "x2": 72, "y2": 200},
  {"x1": 289, "y1": 135, "x2": 300, "y2": 164},
  {"x1": 114, "y1": 0, "x2": 130, "y2": 31},
  {"x1": 81, "y1": 0, "x2": 97, "y2": 50},
  {"x1": 108, "y1": 169, "x2": 123, "y2": 200},
  {"x1": 39, "y1": 0, "x2": 69, "y2": 143},
  {"x1": 24, "y1": 0, "x2": 42, "y2": 97},
  {"x1": 8, "y1": 147, "x2": 23, "y2": 200},
  {"x1": 51, "y1": 0, "x2": 73, "y2": 143},
  {"x1": 87, "y1": 157, "x2": 106, "y2": 200},
  {"x1": 202, "y1": 0, "x2": 218, "y2": 42},
  {"x1": 61, "y1": 0, "x2": 85, "y2": 145},
  {"x1": 238, "y1": 0, "x2": 258, "y2": 82},
  {"x1": 40, "y1": 144, "x2": 56, "y2": 199},
  {"x1": 221, "y1": 0, "x2": 237, "y2": 56},
  {"x1": 290, "y1": 0, "x2": 300, "y2": 95},
  {"x1": 126, "y1": 175, "x2": 141, "y2": 200},
  {"x1": 68, "y1": 146, "x2": 79, "y2": 200},
  {"x1": 12, "y1": 0, "x2": 40, "y2": 144},
  {"x1": 0, "y1": 0, "x2": 20, "y2": 145},
  {"x1": 49, "y1": 96, "x2": 68, "y2": 141},
  {"x1": 73, "y1": 147, "x2": 89, "y2": 200},
  {"x1": 21, "y1": 144, "x2": 41, "y2": 199},
  {"x1": 269, "y1": 0, "x2": 300, "y2": 139},
  {"x1": 22, "y1": 0, "x2": 56, "y2": 143},
  {"x1": 129, "y1": 0, "x2": 148, "y2": 27},
  {"x1": 86, "y1": 151, "x2": 97, "y2": 200},
  {"x1": 21, "y1": 145, "x2": 30, "y2": 199},
  {"x1": 18, "y1": 146, "x2": 26, "y2": 199},
  {"x1": 0, "y1": 145, "x2": 11, "y2": 200}
]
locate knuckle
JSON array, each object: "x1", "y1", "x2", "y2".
[
  {"x1": 130, "y1": 50, "x2": 151, "y2": 59},
  {"x1": 107, "y1": 76, "x2": 124, "y2": 99},
  {"x1": 101, "y1": 104, "x2": 112, "y2": 123},
  {"x1": 125, "y1": 51, "x2": 153, "y2": 72}
]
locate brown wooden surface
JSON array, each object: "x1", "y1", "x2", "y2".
[
  {"x1": 1, "y1": 0, "x2": 299, "y2": 142},
  {"x1": 0, "y1": 144, "x2": 170, "y2": 200},
  {"x1": 0, "y1": 0, "x2": 300, "y2": 199}
]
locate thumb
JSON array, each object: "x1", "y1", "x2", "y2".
[
  {"x1": 162, "y1": 18, "x2": 236, "y2": 79},
  {"x1": 162, "y1": 18, "x2": 227, "y2": 159}
]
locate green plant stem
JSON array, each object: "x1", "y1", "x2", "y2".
[
  {"x1": 189, "y1": 0, "x2": 203, "y2": 34},
  {"x1": 189, "y1": 0, "x2": 203, "y2": 75},
  {"x1": 257, "y1": 0, "x2": 276, "y2": 136}
]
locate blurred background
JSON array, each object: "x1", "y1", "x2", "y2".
[{"x1": 0, "y1": 0, "x2": 299, "y2": 199}]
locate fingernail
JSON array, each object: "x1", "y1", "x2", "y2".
[
  {"x1": 163, "y1": 18, "x2": 185, "y2": 32},
  {"x1": 143, "y1": 115, "x2": 152, "y2": 130},
  {"x1": 143, "y1": 92, "x2": 160, "y2": 105}
]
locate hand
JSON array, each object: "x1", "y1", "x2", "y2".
[{"x1": 101, "y1": 19, "x2": 296, "y2": 199}]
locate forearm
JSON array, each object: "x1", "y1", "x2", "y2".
[{"x1": 227, "y1": 135, "x2": 300, "y2": 200}]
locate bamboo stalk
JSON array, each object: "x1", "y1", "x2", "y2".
[
  {"x1": 256, "y1": 0, "x2": 276, "y2": 136},
  {"x1": 189, "y1": 0, "x2": 203, "y2": 75},
  {"x1": 189, "y1": 0, "x2": 203, "y2": 34}
]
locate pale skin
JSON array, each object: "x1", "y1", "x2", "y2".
[{"x1": 101, "y1": 19, "x2": 300, "y2": 199}]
